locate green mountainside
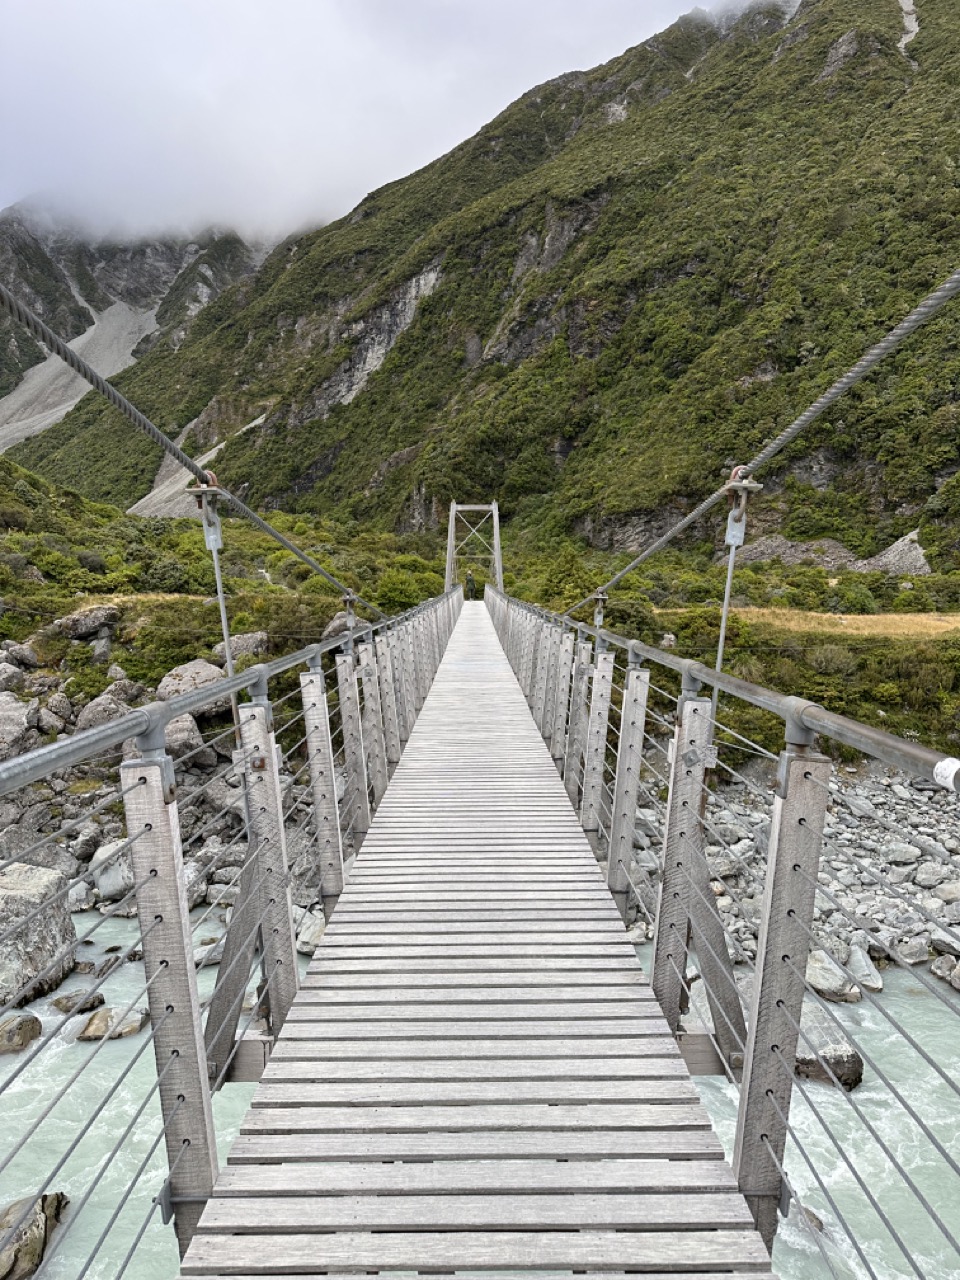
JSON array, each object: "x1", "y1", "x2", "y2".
[{"x1": 10, "y1": 0, "x2": 960, "y2": 577}]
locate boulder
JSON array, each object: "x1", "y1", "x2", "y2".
[
  {"x1": 931, "y1": 926, "x2": 960, "y2": 958},
  {"x1": 5, "y1": 642, "x2": 38, "y2": 669},
  {"x1": 74, "y1": 694, "x2": 134, "y2": 734},
  {"x1": 0, "y1": 1012, "x2": 42, "y2": 1054},
  {"x1": 0, "y1": 824, "x2": 78, "y2": 880},
  {"x1": 0, "y1": 863, "x2": 76, "y2": 1007},
  {"x1": 106, "y1": 663, "x2": 127, "y2": 681},
  {"x1": 183, "y1": 860, "x2": 209, "y2": 910},
  {"x1": 51, "y1": 990, "x2": 105, "y2": 1015},
  {"x1": 895, "y1": 936, "x2": 930, "y2": 965},
  {"x1": 77, "y1": 1007, "x2": 149, "y2": 1041},
  {"x1": 931, "y1": 954, "x2": 958, "y2": 983},
  {"x1": 883, "y1": 842, "x2": 921, "y2": 865},
  {"x1": 806, "y1": 948, "x2": 861, "y2": 1003},
  {"x1": 915, "y1": 861, "x2": 950, "y2": 890},
  {"x1": 0, "y1": 692, "x2": 39, "y2": 760},
  {"x1": 89, "y1": 840, "x2": 135, "y2": 903},
  {"x1": 157, "y1": 659, "x2": 229, "y2": 713},
  {"x1": 0, "y1": 662, "x2": 24, "y2": 693},
  {"x1": 213, "y1": 631, "x2": 269, "y2": 665},
  {"x1": 37, "y1": 708, "x2": 64, "y2": 735},
  {"x1": 846, "y1": 944, "x2": 883, "y2": 992},
  {"x1": 321, "y1": 611, "x2": 351, "y2": 640},
  {"x1": 103, "y1": 679, "x2": 144, "y2": 704},
  {"x1": 54, "y1": 605, "x2": 120, "y2": 639},
  {"x1": 165, "y1": 713, "x2": 216, "y2": 767},
  {"x1": 0, "y1": 1193, "x2": 69, "y2": 1278},
  {"x1": 193, "y1": 937, "x2": 225, "y2": 968},
  {"x1": 935, "y1": 881, "x2": 960, "y2": 905},
  {"x1": 46, "y1": 692, "x2": 73, "y2": 723},
  {"x1": 296, "y1": 911, "x2": 326, "y2": 955},
  {"x1": 90, "y1": 637, "x2": 112, "y2": 665},
  {"x1": 67, "y1": 882, "x2": 96, "y2": 912}
]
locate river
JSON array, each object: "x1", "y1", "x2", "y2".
[{"x1": 1, "y1": 920, "x2": 958, "y2": 1279}]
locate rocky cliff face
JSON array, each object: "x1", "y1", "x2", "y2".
[{"x1": 0, "y1": 204, "x2": 257, "y2": 442}]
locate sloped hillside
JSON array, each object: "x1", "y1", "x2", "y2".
[{"x1": 12, "y1": 0, "x2": 960, "y2": 569}]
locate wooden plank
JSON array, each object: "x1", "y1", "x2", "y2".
[
  {"x1": 213, "y1": 1157, "x2": 737, "y2": 1196},
  {"x1": 284, "y1": 1001, "x2": 663, "y2": 1021},
  {"x1": 261, "y1": 1057, "x2": 686, "y2": 1083},
  {"x1": 278, "y1": 1019, "x2": 673, "y2": 1039},
  {"x1": 239, "y1": 1104, "x2": 709, "y2": 1134},
  {"x1": 226, "y1": 1129, "x2": 726, "y2": 1163},
  {"x1": 296, "y1": 986, "x2": 655, "y2": 1002},
  {"x1": 198, "y1": 1191, "x2": 754, "y2": 1231},
  {"x1": 181, "y1": 1229, "x2": 771, "y2": 1272},
  {"x1": 251, "y1": 1080, "x2": 697, "y2": 1106}
]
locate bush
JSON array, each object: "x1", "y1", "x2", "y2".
[
  {"x1": 806, "y1": 644, "x2": 858, "y2": 676},
  {"x1": 77, "y1": 550, "x2": 107, "y2": 574}
]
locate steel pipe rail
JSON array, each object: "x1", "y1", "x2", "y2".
[
  {"x1": 0, "y1": 594, "x2": 453, "y2": 797},
  {"x1": 487, "y1": 588, "x2": 960, "y2": 792}
]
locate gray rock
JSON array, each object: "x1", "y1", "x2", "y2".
[
  {"x1": 106, "y1": 663, "x2": 127, "y2": 681},
  {"x1": 194, "y1": 937, "x2": 225, "y2": 968},
  {"x1": 37, "y1": 707, "x2": 64, "y2": 734},
  {"x1": 67, "y1": 881, "x2": 95, "y2": 911},
  {"x1": 0, "y1": 691, "x2": 38, "y2": 760},
  {"x1": 846, "y1": 945, "x2": 883, "y2": 992},
  {"x1": 931, "y1": 954, "x2": 958, "y2": 983},
  {"x1": 54, "y1": 605, "x2": 120, "y2": 639},
  {"x1": 46, "y1": 692, "x2": 73, "y2": 722},
  {"x1": 0, "y1": 824, "x2": 78, "y2": 880},
  {"x1": 205, "y1": 882, "x2": 240, "y2": 906},
  {"x1": 321, "y1": 611, "x2": 353, "y2": 640},
  {"x1": 51, "y1": 990, "x2": 105, "y2": 1015},
  {"x1": 165, "y1": 713, "x2": 216, "y2": 767},
  {"x1": 0, "y1": 662, "x2": 24, "y2": 692},
  {"x1": 90, "y1": 637, "x2": 112, "y2": 665},
  {"x1": 74, "y1": 694, "x2": 134, "y2": 734},
  {"x1": 213, "y1": 631, "x2": 269, "y2": 665},
  {"x1": 935, "y1": 881, "x2": 960, "y2": 904},
  {"x1": 931, "y1": 926, "x2": 960, "y2": 958},
  {"x1": 806, "y1": 948, "x2": 860, "y2": 1003},
  {"x1": 89, "y1": 840, "x2": 135, "y2": 902},
  {"x1": 895, "y1": 936, "x2": 929, "y2": 965},
  {"x1": 883, "y1": 842, "x2": 921, "y2": 865},
  {"x1": 77, "y1": 1007, "x2": 149, "y2": 1040},
  {"x1": 103, "y1": 679, "x2": 144, "y2": 704},
  {"x1": 6, "y1": 642, "x2": 38, "y2": 669},
  {"x1": 0, "y1": 1192, "x2": 69, "y2": 1277},
  {"x1": 915, "y1": 861, "x2": 950, "y2": 890},
  {"x1": 183, "y1": 860, "x2": 209, "y2": 910},
  {"x1": 156, "y1": 659, "x2": 229, "y2": 713},
  {"x1": 0, "y1": 1012, "x2": 42, "y2": 1054},
  {"x1": 0, "y1": 863, "x2": 76, "y2": 1007},
  {"x1": 296, "y1": 911, "x2": 326, "y2": 955}
]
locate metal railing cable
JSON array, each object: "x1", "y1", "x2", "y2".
[
  {"x1": 563, "y1": 261, "x2": 960, "y2": 616},
  {"x1": 0, "y1": 281, "x2": 384, "y2": 619}
]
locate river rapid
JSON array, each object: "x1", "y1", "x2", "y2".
[{"x1": 2, "y1": 920, "x2": 958, "y2": 1279}]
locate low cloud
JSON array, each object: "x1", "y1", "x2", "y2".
[{"x1": 1, "y1": 0, "x2": 730, "y2": 240}]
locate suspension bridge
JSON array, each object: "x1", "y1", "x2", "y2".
[{"x1": 0, "y1": 274, "x2": 959, "y2": 1280}]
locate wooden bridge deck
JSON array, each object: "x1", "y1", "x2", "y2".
[{"x1": 180, "y1": 602, "x2": 772, "y2": 1277}]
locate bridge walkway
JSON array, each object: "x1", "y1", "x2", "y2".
[{"x1": 180, "y1": 601, "x2": 772, "y2": 1277}]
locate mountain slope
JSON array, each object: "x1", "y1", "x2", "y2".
[
  {"x1": 11, "y1": 0, "x2": 960, "y2": 568},
  {"x1": 0, "y1": 209, "x2": 257, "y2": 448}
]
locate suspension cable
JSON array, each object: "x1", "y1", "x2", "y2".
[
  {"x1": 0, "y1": 281, "x2": 385, "y2": 619},
  {"x1": 565, "y1": 261, "x2": 960, "y2": 615}
]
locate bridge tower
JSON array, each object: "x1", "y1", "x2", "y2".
[{"x1": 444, "y1": 500, "x2": 504, "y2": 591}]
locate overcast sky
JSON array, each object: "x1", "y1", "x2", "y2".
[{"x1": 1, "y1": 0, "x2": 738, "y2": 240}]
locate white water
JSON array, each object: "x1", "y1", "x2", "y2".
[
  {"x1": 897, "y1": 0, "x2": 920, "y2": 57},
  {"x1": 3, "y1": 924, "x2": 958, "y2": 1279}
]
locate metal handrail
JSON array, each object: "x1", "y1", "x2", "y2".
[
  {"x1": 486, "y1": 587, "x2": 960, "y2": 791},
  {"x1": 0, "y1": 590, "x2": 458, "y2": 797}
]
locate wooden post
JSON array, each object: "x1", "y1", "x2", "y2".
[
  {"x1": 336, "y1": 649, "x2": 371, "y2": 845},
  {"x1": 300, "y1": 657, "x2": 344, "y2": 917},
  {"x1": 519, "y1": 612, "x2": 536, "y2": 701},
  {"x1": 358, "y1": 639, "x2": 389, "y2": 806},
  {"x1": 412, "y1": 614, "x2": 429, "y2": 708},
  {"x1": 375, "y1": 632, "x2": 402, "y2": 766},
  {"x1": 540, "y1": 623, "x2": 562, "y2": 743},
  {"x1": 607, "y1": 661, "x2": 651, "y2": 920},
  {"x1": 580, "y1": 648, "x2": 614, "y2": 839},
  {"x1": 238, "y1": 691, "x2": 299, "y2": 1032},
  {"x1": 531, "y1": 620, "x2": 551, "y2": 731},
  {"x1": 563, "y1": 637, "x2": 593, "y2": 805},
  {"x1": 398, "y1": 621, "x2": 419, "y2": 735},
  {"x1": 122, "y1": 731, "x2": 218, "y2": 1255},
  {"x1": 651, "y1": 693, "x2": 707, "y2": 1032},
  {"x1": 550, "y1": 630, "x2": 575, "y2": 766},
  {"x1": 733, "y1": 739, "x2": 832, "y2": 1250}
]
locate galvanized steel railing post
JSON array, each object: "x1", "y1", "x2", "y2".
[
  {"x1": 301, "y1": 654, "x2": 344, "y2": 918},
  {"x1": 238, "y1": 680, "x2": 300, "y2": 1031},
  {"x1": 121, "y1": 731, "x2": 218, "y2": 1256},
  {"x1": 733, "y1": 736, "x2": 832, "y2": 1250},
  {"x1": 607, "y1": 655, "x2": 651, "y2": 920}
]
